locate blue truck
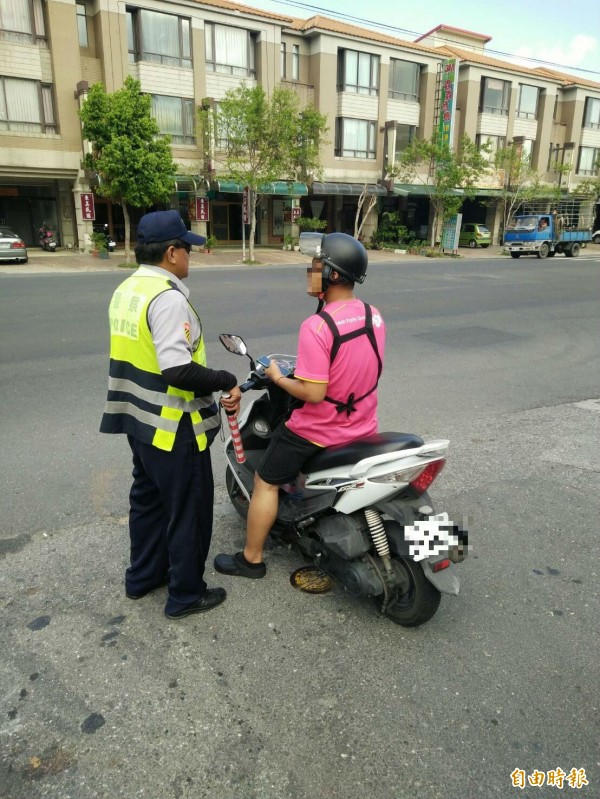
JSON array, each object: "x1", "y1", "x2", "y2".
[{"x1": 503, "y1": 197, "x2": 595, "y2": 259}]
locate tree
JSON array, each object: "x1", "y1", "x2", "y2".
[
  {"x1": 389, "y1": 134, "x2": 490, "y2": 248},
  {"x1": 79, "y1": 76, "x2": 176, "y2": 260},
  {"x1": 199, "y1": 85, "x2": 328, "y2": 262},
  {"x1": 354, "y1": 185, "x2": 378, "y2": 240},
  {"x1": 493, "y1": 143, "x2": 560, "y2": 237}
]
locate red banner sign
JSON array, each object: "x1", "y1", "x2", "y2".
[
  {"x1": 81, "y1": 192, "x2": 95, "y2": 221},
  {"x1": 196, "y1": 197, "x2": 209, "y2": 222},
  {"x1": 291, "y1": 207, "x2": 301, "y2": 222},
  {"x1": 242, "y1": 187, "x2": 250, "y2": 224}
]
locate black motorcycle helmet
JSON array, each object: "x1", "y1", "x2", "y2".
[{"x1": 320, "y1": 232, "x2": 368, "y2": 288}]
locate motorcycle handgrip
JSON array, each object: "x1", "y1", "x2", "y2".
[{"x1": 221, "y1": 392, "x2": 245, "y2": 463}]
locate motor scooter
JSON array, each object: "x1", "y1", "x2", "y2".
[
  {"x1": 38, "y1": 224, "x2": 58, "y2": 251},
  {"x1": 219, "y1": 334, "x2": 468, "y2": 627}
]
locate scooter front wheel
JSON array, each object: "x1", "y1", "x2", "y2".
[
  {"x1": 376, "y1": 557, "x2": 441, "y2": 627},
  {"x1": 225, "y1": 466, "x2": 250, "y2": 519}
]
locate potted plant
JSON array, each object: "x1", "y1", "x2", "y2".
[
  {"x1": 283, "y1": 233, "x2": 294, "y2": 250},
  {"x1": 91, "y1": 231, "x2": 109, "y2": 259},
  {"x1": 202, "y1": 234, "x2": 217, "y2": 253}
]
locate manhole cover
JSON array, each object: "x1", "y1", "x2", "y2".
[{"x1": 290, "y1": 566, "x2": 334, "y2": 594}]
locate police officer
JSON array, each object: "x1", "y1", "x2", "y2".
[{"x1": 100, "y1": 210, "x2": 241, "y2": 619}]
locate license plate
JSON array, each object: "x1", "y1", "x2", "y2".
[
  {"x1": 0, "y1": 242, "x2": 10, "y2": 248},
  {"x1": 428, "y1": 512, "x2": 449, "y2": 522}
]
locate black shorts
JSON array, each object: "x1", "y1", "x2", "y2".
[{"x1": 257, "y1": 423, "x2": 322, "y2": 485}]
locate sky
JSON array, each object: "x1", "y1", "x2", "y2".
[{"x1": 245, "y1": 0, "x2": 600, "y2": 81}]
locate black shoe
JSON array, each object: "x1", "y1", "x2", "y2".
[
  {"x1": 126, "y1": 576, "x2": 169, "y2": 600},
  {"x1": 165, "y1": 588, "x2": 227, "y2": 619},
  {"x1": 214, "y1": 551, "x2": 266, "y2": 579}
]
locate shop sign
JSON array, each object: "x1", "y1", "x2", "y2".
[
  {"x1": 437, "y1": 59, "x2": 458, "y2": 150},
  {"x1": 196, "y1": 197, "x2": 209, "y2": 222},
  {"x1": 242, "y1": 187, "x2": 250, "y2": 224},
  {"x1": 291, "y1": 207, "x2": 302, "y2": 222},
  {"x1": 81, "y1": 193, "x2": 95, "y2": 221}
]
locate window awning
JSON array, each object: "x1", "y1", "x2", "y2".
[
  {"x1": 392, "y1": 184, "x2": 465, "y2": 196},
  {"x1": 312, "y1": 182, "x2": 387, "y2": 196},
  {"x1": 173, "y1": 175, "x2": 210, "y2": 193},
  {"x1": 214, "y1": 180, "x2": 308, "y2": 196}
]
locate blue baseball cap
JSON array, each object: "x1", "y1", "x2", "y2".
[{"x1": 136, "y1": 210, "x2": 206, "y2": 246}]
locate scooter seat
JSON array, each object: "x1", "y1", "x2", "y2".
[{"x1": 303, "y1": 432, "x2": 424, "y2": 473}]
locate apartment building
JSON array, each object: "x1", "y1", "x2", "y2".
[{"x1": 1, "y1": 1, "x2": 599, "y2": 249}]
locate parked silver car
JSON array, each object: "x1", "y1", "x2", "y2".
[
  {"x1": 0, "y1": 226, "x2": 28, "y2": 263},
  {"x1": 592, "y1": 230, "x2": 600, "y2": 245}
]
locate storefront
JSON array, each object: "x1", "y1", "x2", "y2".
[
  {"x1": 208, "y1": 181, "x2": 308, "y2": 244},
  {"x1": 0, "y1": 181, "x2": 64, "y2": 247}
]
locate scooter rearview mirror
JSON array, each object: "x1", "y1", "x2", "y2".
[
  {"x1": 219, "y1": 334, "x2": 247, "y2": 356},
  {"x1": 219, "y1": 334, "x2": 255, "y2": 370}
]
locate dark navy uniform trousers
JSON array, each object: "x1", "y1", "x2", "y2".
[{"x1": 126, "y1": 414, "x2": 214, "y2": 615}]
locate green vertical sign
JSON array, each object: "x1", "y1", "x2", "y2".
[{"x1": 438, "y1": 59, "x2": 457, "y2": 150}]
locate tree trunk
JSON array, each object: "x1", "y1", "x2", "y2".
[
  {"x1": 122, "y1": 202, "x2": 131, "y2": 263},
  {"x1": 354, "y1": 186, "x2": 377, "y2": 240}
]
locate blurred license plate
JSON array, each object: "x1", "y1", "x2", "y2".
[{"x1": 0, "y1": 243, "x2": 11, "y2": 248}]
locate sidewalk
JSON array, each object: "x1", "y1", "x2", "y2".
[{"x1": 0, "y1": 244, "x2": 510, "y2": 275}]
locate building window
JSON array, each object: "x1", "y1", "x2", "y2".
[
  {"x1": 151, "y1": 95, "x2": 194, "y2": 144},
  {"x1": 292, "y1": 44, "x2": 299, "y2": 81},
  {"x1": 76, "y1": 3, "x2": 88, "y2": 47},
  {"x1": 517, "y1": 84, "x2": 539, "y2": 119},
  {"x1": 337, "y1": 49, "x2": 379, "y2": 96},
  {"x1": 583, "y1": 97, "x2": 600, "y2": 130},
  {"x1": 521, "y1": 139, "x2": 534, "y2": 162},
  {"x1": 205, "y1": 23, "x2": 256, "y2": 78},
  {"x1": 127, "y1": 8, "x2": 191, "y2": 68},
  {"x1": 0, "y1": 0, "x2": 46, "y2": 45},
  {"x1": 0, "y1": 77, "x2": 56, "y2": 133},
  {"x1": 476, "y1": 134, "x2": 506, "y2": 161},
  {"x1": 479, "y1": 77, "x2": 510, "y2": 115},
  {"x1": 389, "y1": 60, "x2": 419, "y2": 101},
  {"x1": 280, "y1": 42, "x2": 286, "y2": 78},
  {"x1": 335, "y1": 118, "x2": 377, "y2": 159},
  {"x1": 577, "y1": 146, "x2": 600, "y2": 175},
  {"x1": 394, "y1": 124, "x2": 416, "y2": 157},
  {"x1": 212, "y1": 102, "x2": 230, "y2": 150}
]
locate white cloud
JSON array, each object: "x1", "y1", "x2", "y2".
[{"x1": 512, "y1": 34, "x2": 598, "y2": 72}]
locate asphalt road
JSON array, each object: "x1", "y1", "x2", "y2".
[{"x1": 1, "y1": 255, "x2": 599, "y2": 798}]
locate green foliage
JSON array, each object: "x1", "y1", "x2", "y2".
[
  {"x1": 389, "y1": 134, "x2": 490, "y2": 247},
  {"x1": 80, "y1": 77, "x2": 176, "y2": 208},
  {"x1": 204, "y1": 234, "x2": 217, "y2": 249},
  {"x1": 296, "y1": 216, "x2": 327, "y2": 232},
  {"x1": 91, "y1": 231, "x2": 108, "y2": 253},
  {"x1": 493, "y1": 143, "x2": 559, "y2": 233},
  {"x1": 79, "y1": 77, "x2": 177, "y2": 258},
  {"x1": 199, "y1": 84, "x2": 328, "y2": 260},
  {"x1": 371, "y1": 212, "x2": 409, "y2": 247}
]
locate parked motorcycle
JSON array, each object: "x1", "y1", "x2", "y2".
[
  {"x1": 219, "y1": 334, "x2": 468, "y2": 627},
  {"x1": 93, "y1": 224, "x2": 117, "y2": 253},
  {"x1": 38, "y1": 224, "x2": 58, "y2": 251}
]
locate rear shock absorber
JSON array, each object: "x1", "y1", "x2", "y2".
[{"x1": 364, "y1": 508, "x2": 393, "y2": 575}]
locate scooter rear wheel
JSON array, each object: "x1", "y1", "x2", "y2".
[
  {"x1": 226, "y1": 466, "x2": 250, "y2": 519},
  {"x1": 376, "y1": 558, "x2": 441, "y2": 627}
]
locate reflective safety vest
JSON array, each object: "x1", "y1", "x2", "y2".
[{"x1": 100, "y1": 268, "x2": 220, "y2": 451}]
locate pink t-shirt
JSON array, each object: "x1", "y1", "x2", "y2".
[{"x1": 286, "y1": 298, "x2": 385, "y2": 447}]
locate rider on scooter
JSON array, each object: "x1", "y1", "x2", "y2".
[{"x1": 216, "y1": 232, "x2": 386, "y2": 579}]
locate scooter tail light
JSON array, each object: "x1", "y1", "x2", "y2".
[{"x1": 409, "y1": 459, "x2": 446, "y2": 494}]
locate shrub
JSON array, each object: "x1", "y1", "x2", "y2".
[{"x1": 297, "y1": 216, "x2": 327, "y2": 232}]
